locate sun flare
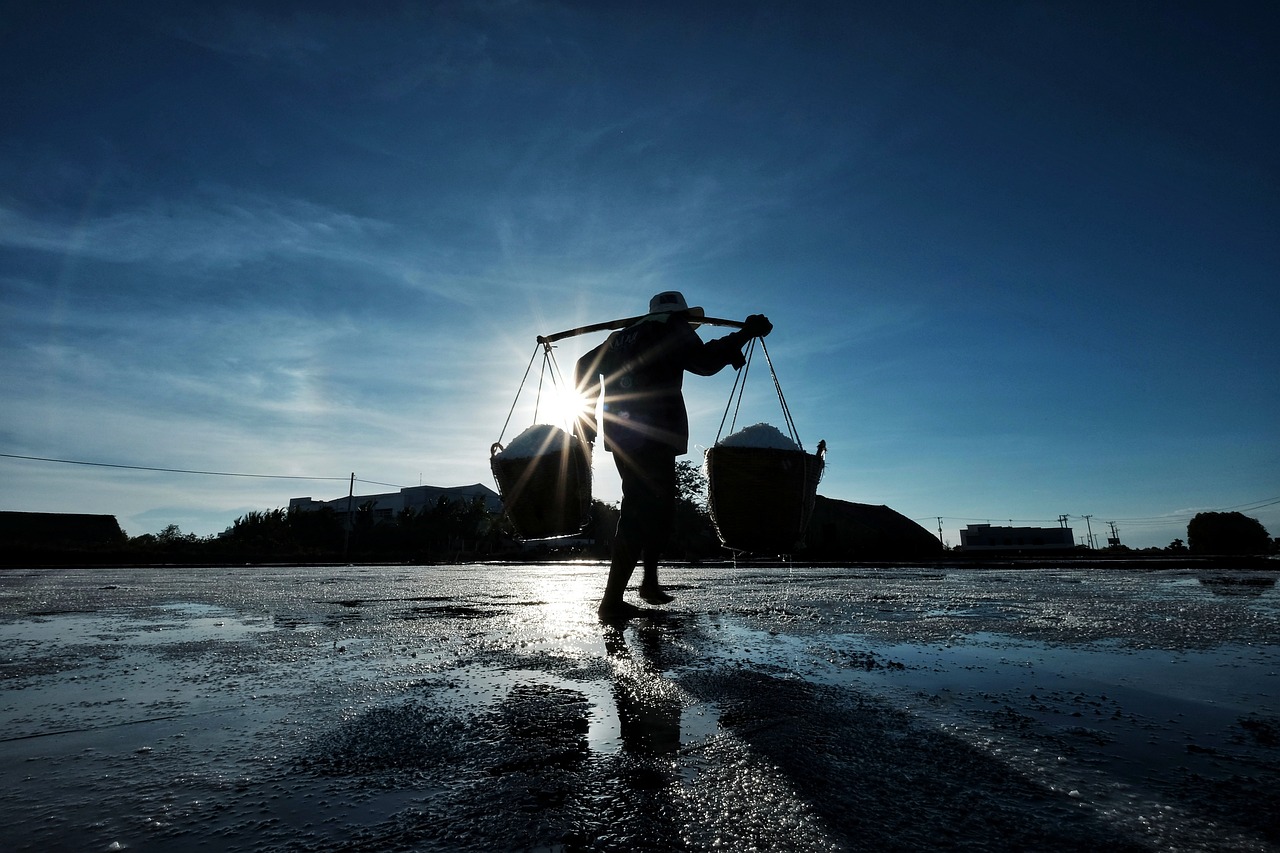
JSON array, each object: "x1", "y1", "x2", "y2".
[{"x1": 545, "y1": 384, "x2": 593, "y2": 433}]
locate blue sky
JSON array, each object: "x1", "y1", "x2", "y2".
[{"x1": 3, "y1": 1, "x2": 1277, "y2": 549}]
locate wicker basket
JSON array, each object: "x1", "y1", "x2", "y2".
[
  {"x1": 490, "y1": 432, "x2": 592, "y2": 540},
  {"x1": 705, "y1": 444, "x2": 824, "y2": 554}
]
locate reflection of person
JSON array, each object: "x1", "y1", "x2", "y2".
[
  {"x1": 603, "y1": 626, "x2": 681, "y2": 757},
  {"x1": 575, "y1": 291, "x2": 771, "y2": 620}
]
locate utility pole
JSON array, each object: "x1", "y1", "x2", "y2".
[
  {"x1": 1107, "y1": 521, "x2": 1121, "y2": 548},
  {"x1": 1083, "y1": 514, "x2": 1095, "y2": 550},
  {"x1": 344, "y1": 472, "x2": 355, "y2": 559},
  {"x1": 937, "y1": 517, "x2": 945, "y2": 548}
]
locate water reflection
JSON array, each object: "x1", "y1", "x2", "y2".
[
  {"x1": 603, "y1": 623, "x2": 682, "y2": 757},
  {"x1": 1199, "y1": 575, "x2": 1277, "y2": 597}
]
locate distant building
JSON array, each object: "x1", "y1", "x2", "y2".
[
  {"x1": 959, "y1": 523, "x2": 1076, "y2": 552},
  {"x1": 0, "y1": 511, "x2": 125, "y2": 549},
  {"x1": 289, "y1": 483, "x2": 502, "y2": 523}
]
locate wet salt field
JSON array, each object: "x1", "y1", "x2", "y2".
[{"x1": 2, "y1": 563, "x2": 1278, "y2": 852}]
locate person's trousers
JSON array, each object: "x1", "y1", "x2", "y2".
[{"x1": 613, "y1": 445, "x2": 678, "y2": 565}]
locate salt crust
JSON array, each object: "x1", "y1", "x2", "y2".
[
  {"x1": 497, "y1": 423, "x2": 575, "y2": 459},
  {"x1": 717, "y1": 422, "x2": 799, "y2": 450}
]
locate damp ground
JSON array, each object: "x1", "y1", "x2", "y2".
[{"x1": 2, "y1": 563, "x2": 1278, "y2": 852}]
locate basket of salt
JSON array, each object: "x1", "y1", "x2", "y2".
[
  {"x1": 705, "y1": 423, "x2": 825, "y2": 554},
  {"x1": 491, "y1": 424, "x2": 592, "y2": 540}
]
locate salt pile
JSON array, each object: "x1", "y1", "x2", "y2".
[
  {"x1": 497, "y1": 424, "x2": 575, "y2": 459},
  {"x1": 717, "y1": 422, "x2": 799, "y2": 451}
]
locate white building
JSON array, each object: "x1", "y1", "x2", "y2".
[
  {"x1": 960, "y1": 523, "x2": 1076, "y2": 551},
  {"x1": 290, "y1": 483, "x2": 502, "y2": 523}
]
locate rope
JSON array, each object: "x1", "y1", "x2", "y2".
[
  {"x1": 714, "y1": 337, "x2": 805, "y2": 451},
  {"x1": 543, "y1": 343, "x2": 576, "y2": 431},
  {"x1": 533, "y1": 346, "x2": 550, "y2": 424},
  {"x1": 497, "y1": 344, "x2": 541, "y2": 446},
  {"x1": 498, "y1": 340, "x2": 579, "y2": 445},
  {"x1": 715, "y1": 339, "x2": 753, "y2": 443},
  {"x1": 759, "y1": 338, "x2": 802, "y2": 448}
]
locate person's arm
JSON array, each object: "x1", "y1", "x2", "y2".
[
  {"x1": 685, "y1": 314, "x2": 772, "y2": 376},
  {"x1": 574, "y1": 342, "x2": 608, "y2": 445}
]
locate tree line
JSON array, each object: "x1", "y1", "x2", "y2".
[
  {"x1": 4, "y1": 465, "x2": 1274, "y2": 564},
  {"x1": 129, "y1": 505, "x2": 1277, "y2": 564},
  {"x1": 104, "y1": 461, "x2": 721, "y2": 565}
]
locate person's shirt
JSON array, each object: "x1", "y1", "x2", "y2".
[{"x1": 575, "y1": 313, "x2": 750, "y2": 455}]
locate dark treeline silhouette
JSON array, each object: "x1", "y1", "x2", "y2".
[
  {"x1": 0, "y1": 462, "x2": 718, "y2": 566},
  {"x1": 2, "y1": 478, "x2": 1275, "y2": 566}
]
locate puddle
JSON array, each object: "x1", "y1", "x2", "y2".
[
  {"x1": 7, "y1": 603, "x2": 272, "y2": 646},
  {"x1": 1, "y1": 564, "x2": 1277, "y2": 853}
]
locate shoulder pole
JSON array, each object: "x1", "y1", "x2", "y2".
[{"x1": 537, "y1": 315, "x2": 746, "y2": 344}]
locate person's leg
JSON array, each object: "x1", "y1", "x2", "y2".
[
  {"x1": 638, "y1": 451, "x2": 677, "y2": 604},
  {"x1": 600, "y1": 446, "x2": 677, "y2": 614},
  {"x1": 640, "y1": 550, "x2": 660, "y2": 588},
  {"x1": 638, "y1": 562, "x2": 674, "y2": 604},
  {"x1": 600, "y1": 510, "x2": 638, "y2": 609},
  {"x1": 598, "y1": 450, "x2": 650, "y2": 617}
]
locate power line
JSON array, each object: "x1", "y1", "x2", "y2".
[
  {"x1": 922, "y1": 497, "x2": 1280, "y2": 529},
  {"x1": 918, "y1": 515, "x2": 1073, "y2": 524},
  {"x1": 1106, "y1": 497, "x2": 1280, "y2": 524},
  {"x1": 1, "y1": 452, "x2": 352, "y2": 483},
  {"x1": 1222, "y1": 496, "x2": 1280, "y2": 512}
]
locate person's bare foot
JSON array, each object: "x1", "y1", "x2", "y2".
[
  {"x1": 638, "y1": 583, "x2": 674, "y2": 605},
  {"x1": 597, "y1": 600, "x2": 644, "y2": 623}
]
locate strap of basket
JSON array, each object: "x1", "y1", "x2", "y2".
[
  {"x1": 715, "y1": 337, "x2": 806, "y2": 451},
  {"x1": 496, "y1": 341, "x2": 578, "y2": 446}
]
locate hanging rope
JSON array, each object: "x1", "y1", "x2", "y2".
[
  {"x1": 533, "y1": 345, "x2": 549, "y2": 424},
  {"x1": 497, "y1": 340, "x2": 578, "y2": 447},
  {"x1": 505, "y1": 324, "x2": 805, "y2": 451},
  {"x1": 714, "y1": 337, "x2": 804, "y2": 451},
  {"x1": 542, "y1": 342, "x2": 575, "y2": 430},
  {"x1": 715, "y1": 339, "x2": 752, "y2": 442},
  {"x1": 497, "y1": 344, "x2": 542, "y2": 447},
  {"x1": 759, "y1": 338, "x2": 802, "y2": 448},
  {"x1": 706, "y1": 332, "x2": 826, "y2": 559}
]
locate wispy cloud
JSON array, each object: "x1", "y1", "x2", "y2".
[
  {"x1": 0, "y1": 188, "x2": 505, "y2": 317},
  {"x1": 162, "y1": 4, "x2": 525, "y2": 100},
  {"x1": 0, "y1": 194, "x2": 388, "y2": 269},
  {"x1": 165, "y1": 7, "x2": 333, "y2": 66}
]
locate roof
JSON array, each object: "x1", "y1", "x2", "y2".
[
  {"x1": 802, "y1": 497, "x2": 944, "y2": 560},
  {"x1": 0, "y1": 511, "x2": 125, "y2": 548}
]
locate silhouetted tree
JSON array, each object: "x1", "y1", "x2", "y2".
[
  {"x1": 676, "y1": 459, "x2": 708, "y2": 509},
  {"x1": 287, "y1": 506, "x2": 344, "y2": 555},
  {"x1": 584, "y1": 499, "x2": 619, "y2": 557},
  {"x1": 669, "y1": 459, "x2": 719, "y2": 559},
  {"x1": 124, "y1": 523, "x2": 205, "y2": 561},
  {"x1": 1187, "y1": 512, "x2": 1271, "y2": 555},
  {"x1": 216, "y1": 507, "x2": 344, "y2": 560},
  {"x1": 156, "y1": 524, "x2": 197, "y2": 545},
  {"x1": 226, "y1": 509, "x2": 289, "y2": 555}
]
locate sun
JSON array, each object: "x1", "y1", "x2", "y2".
[{"x1": 545, "y1": 383, "x2": 594, "y2": 433}]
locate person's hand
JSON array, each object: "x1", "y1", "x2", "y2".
[
  {"x1": 576, "y1": 417, "x2": 597, "y2": 448},
  {"x1": 743, "y1": 314, "x2": 773, "y2": 338}
]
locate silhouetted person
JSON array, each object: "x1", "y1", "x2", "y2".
[{"x1": 575, "y1": 291, "x2": 771, "y2": 620}]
